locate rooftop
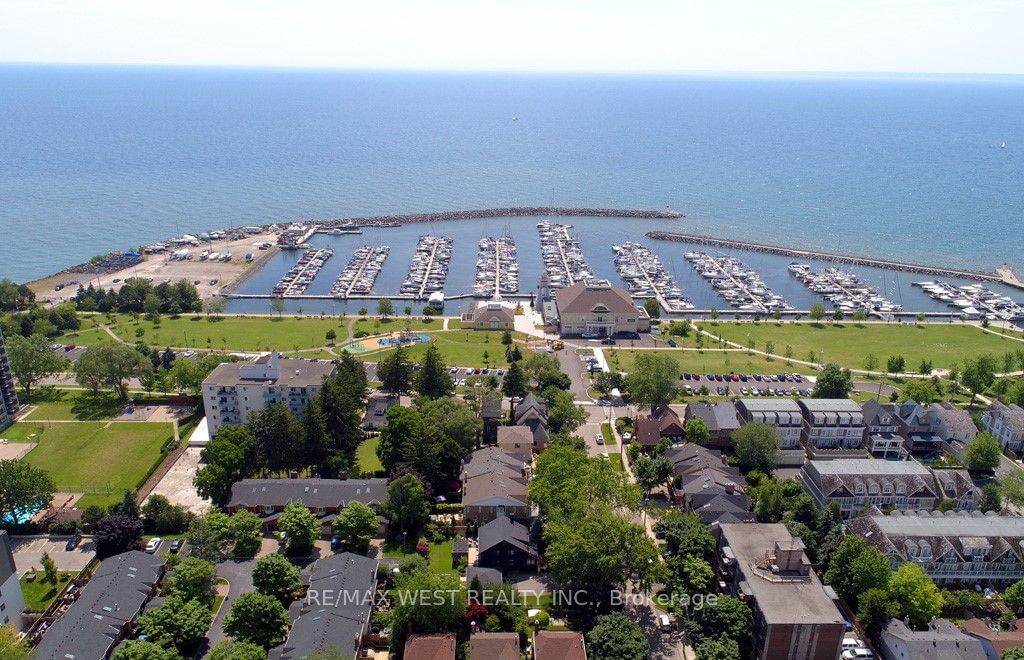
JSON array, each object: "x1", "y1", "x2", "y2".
[
  {"x1": 205, "y1": 352, "x2": 336, "y2": 388},
  {"x1": 553, "y1": 280, "x2": 636, "y2": 315},
  {"x1": 535, "y1": 630, "x2": 587, "y2": 660},
  {"x1": 806, "y1": 458, "x2": 932, "y2": 476},
  {"x1": 227, "y1": 478, "x2": 388, "y2": 509}
]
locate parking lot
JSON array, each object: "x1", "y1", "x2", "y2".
[
  {"x1": 10, "y1": 536, "x2": 95, "y2": 573},
  {"x1": 680, "y1": 371, "x2": 815, "y2": 398},
  {"x1": 448, "y1": 365, "x2": 507, "y2": 389}
]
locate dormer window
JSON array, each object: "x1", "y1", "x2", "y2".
[
  {"x1": 882, "y1": 483, "x2": 893, "y2": 495},
  {"x1": 895, "y1": 483, "x2": 907, "y2": 496},
  {"x1": 854, "y1": 483, "x2": 866, "y2": 495}
]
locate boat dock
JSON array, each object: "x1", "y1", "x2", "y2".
[
  {"x1": 538, "y1": 221, "x2": 593, "y2": 288},
  {"x1": 913, "y1": 281, "x2": 1024, "y2": 322},
  {"x1": 474, "y1": 236, "x2": 519, "y2": 298},
  {"x1": 401, "y1": 235, "x2": 453, "y2": 299},
  {"x1": 611, "y1": 241, "x2": 693, "y2": 313},
  {"x1": 789, "y1": 264, "x2": 901, "y2": 318},
  {"x1": 684, "y1": 251, "x2": 791, "y2": 314},
  {"x1": 272, "y1": 248, "x2": 333, "y2": 297},
  {"x1": 330, "y1": 245, "x2": 390, "y2": 298},
  {"x1": 648, "y1": 230, "x2": 1021, "y2": 288}
]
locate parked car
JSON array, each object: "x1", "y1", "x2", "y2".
[
  {"x1": 595, "y1": 433, "x2": 604, "y2": 445},
  {"x1": 601, "y1": 337, "x2": 616, "y2": 345},
  {"x1": 168, "y1": 539, "x2": 184, "y2": 554},
  {"x1": 65, "y1": 533, "x2": 82, "y2": 551},
  {"x1": 144, "y1": 538, "x2": 161, "y2": 554},
  {"x1": 658, "y1": 614, "x2": 673, "y2": 632},
  {"x1": 581, "y1": 332, "x2": 599, "y2": 339},
  {"x1": 331, "y1": 535, "x2": 343, "y2": 551},
  {"x1": 842, "y1": 649, "x2": 874, "y2": 660}
]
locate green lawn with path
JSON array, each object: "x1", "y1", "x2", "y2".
[
  {"x1": 352, "y1": 317, "x2": 444, "y2": 336},
  {"x1": 361, "y1": 330, "x2": 524, "y2": 367},
  {"x1": 606, "y1": 348, "x2": 816, "y2": 377},
  {"x1": 20, "y1": 572, "x2": 75, "y2": 612},
  {"x1": 4, "y1": 420, "x2": 174, "y2": 508},
  {"x1": 21, "y1": 390, "x2": 176, "y2": 421},
  {"x1": 704, "y1": 321, "x2": 1024, "y2": 371},
  {"x1": 355, "y1": 438, "x2": 384, "y2": 475}
]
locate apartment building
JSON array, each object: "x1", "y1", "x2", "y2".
[{"x1": 0, "y1": 327, "x2": 20, "y2": 432}]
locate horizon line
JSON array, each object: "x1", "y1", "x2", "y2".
[{"x1": 2, "y1": 60, "x2": 1024, "y2": 79}]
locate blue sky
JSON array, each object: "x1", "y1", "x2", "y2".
[{"x1": 1, "y1": 0, "x2": 1021, "y2": 74}]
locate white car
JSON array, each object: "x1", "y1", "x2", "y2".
[
  {"x1": 144, "y1": 538, "x2": 161, "y2": 553},
  {"x1": 595, "y1": 433, "x2": 604, "y2": 445},
  {"x1": 842, "y1": 649, "x2": 873, "y2": 660},
  {"x1": 658, "y1": 614, "x2": 673, "y2": 632}
]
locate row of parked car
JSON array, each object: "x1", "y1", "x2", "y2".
[
  {"x1": 682, "y1": 371, "x2": 805, "y2": 383},
  {"x1": 685, "y1": 384, "x2": 812, "y2": 397}
]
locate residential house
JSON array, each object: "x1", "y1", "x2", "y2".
[
  {"x1": 961, "y1": 618, "x2": 1024, "y2": 660},
  {"x1": 477, "y1": 516, "x2": 538, "y2": 570},
  {"x1": 684, "y1": 402, "x2": 740, "y2": 448},
  {"x1": 0, "y1": 531, "x2": 24, "y2": 630},
  {"x1": 983, "y1": 401, "x2": 1024, "y2": 454},
  {"x1": 847, "y1": 508, "x2": 1024, "y2": 587},
  {"x1": 861, "y1": 399, "x2": 907, "y2": 459},
  {"x1": 880, "y1": 618, "x2": 985, "y2": 660},
  {"x1": 534, "y1": 630, "x2": 587, "y2": 660},
  {"x1": 513, "y1": 394, "x2": 549, "y2": 448},
  {"x1": 480, "y1": 394, "x2": 504, "y2": 443},
  {"x1": 0, "y1": 327, "x2": 20, "y2": 432},
  {"x1": 893, "y1": 399, "x2": 945, "y2": 457},
  {"x1": 461, "y1": 301, "x2": 515, "y2": 330},
  {"x1": 551, "y1": 279, "x2": 649, "y2": 337},
  {"x1": 665, "y1": 444, "x2": 750, "y2": 524},
  {"x1": 462, "y1": 452, "x2": 531, "y2": 524},
  {"x1": 452, "y1": 539, "x2": 469, "y2": 569},
  {"x1": 797, "y1": 399, "x2": 867, "y2": 456},
  {"x1": 225, "y1": 478, "x2": 387, "y2": 531},
  {"x1": 461, "y1": 447, "x2": 529, "y2": 486},
  {"x1": 404, "y1": 633, "x2": 457, "y2": 660},
  {"x1": 202, "y1": 352, "x2": 336, "y2": 437},
  {"x1": 32, "y1": 551, "x2": 166, "y2": 660},
  {"x1": 469, "y1": 632, "x2": 521, "y2": 660},
  {"x1": 800, "y1": 459, "x2": 950, "y2": 516},
  {"x1": 362, "y1": 393, "x2": 398, "y2": 431},
  {"x1": 635, "y1": 405, "x2": 685, "y2": 448},
  {"x1": 269, "y1": 553, "x2": 378, "y2": 660},
  {"x1": 734, "y1": 399, "x2": 806, "y2": 464},
  {"x1": 930, "y1": 402, "x2": 979, "y2": 444},
  {"x1": 717, "y1": 524, "x2": 845, "y2": 660},
  {"x1": 467, "y1": 567, "x2": 504, "y2": 586},
  {"x1": 497, "y1": 425, "x2": 535, "y2": 461}
]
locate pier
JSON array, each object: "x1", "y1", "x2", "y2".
[
  {"x1": 474, "y1": 236, "x2": 519, "y2": 298},
  {"x1": 538, "y1": 221, "x2": 593, "y2": 288},
  {"x1": 399, "y1": 235, "x2": 452, "y2": 299},
  {"x1": 685, "y1": 252, "x2": 789, "y2": 314},
  {"x1": 648, "y1": 231, "x2": 1020, "y2": 287},
  {"x1": 611, "y1": 242, "x2": 693, "y2": 313},
  {"x1": 330, "y1": 245, "x2": 390, "y2": 298},
  {"x1": 272, "y1": 248, "x2": 333, "y2": 297}
]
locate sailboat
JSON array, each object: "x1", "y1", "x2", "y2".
[{"x1": 1002, "y1": 142, "x2": 1007, "y2": 149}]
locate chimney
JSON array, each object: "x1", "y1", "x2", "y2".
[
  {"x1": 725, "y1": 483, "x2": 735, "y2": 495},
  {"x1": 339, "y1": 469, "x2": 349, "y2": 480},
  {"x1": 289, "y1": 470, "x2": 299, "y2": 479}
]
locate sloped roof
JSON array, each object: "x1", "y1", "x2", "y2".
[
  {"x1": 535, "y1": 631, "x2": 587, "y2": 660},
  {"x1": 635, "y1": 405, "x2": 683, "y2": 446},
  {"x1": 478, "y1": 516, "x2": 536, "y2": 557},
  {"x1": 469, "y1": 632, "x2": 520, "y2": 660},
  {"x1": 405, "y1": 633, "x2": 457, "y2": 660},
  {"x1": 686, "y1": 402, "x2": 740, "y2": 432},
  {"x1": 553, "y1": 281, "x2": 636, "y2": 315},
  {"x1": 227, "y1": 478, "x2": 387, "y2": 509}
]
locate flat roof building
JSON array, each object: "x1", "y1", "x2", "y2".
[
  {"x1": 717, "y1": 523, "x2": 844, "y2": 660},
  {"x1": 0, "y1": 327, "x2": 20, "y2": 432}
]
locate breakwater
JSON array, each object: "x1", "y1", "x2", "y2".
[
  {"x1": 306, "y1": 206, "x2": 683, "y2": 228},
  {"x1": 647, "y1": 231, "x2": 1020, "y2": 288}
]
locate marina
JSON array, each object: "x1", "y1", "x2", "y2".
[
  {"x1": 271, "y1": 248, "x2": 333, "y2": 297},
  {"x1": 537, "y1": 221, "x2": 594, "y2": 288},
  {"x1": 788, "y1": 264, "x2": 902, "y2": 317},
  {"x1": 400, "y1": 235, "x2": 453, "y2": 299},
  {"x1": 684, "y1": 252, "x2": 792, "y2": 314},
  {"x1": 612, "y1": 241, "x2": 694, "y2": 313},
  {"x1": 473, "y1": 236, "x2": 519, "y2": 298},
  {"x1": 329, "y1": 245, "x2": 390, "y2": 298},
  {"x1": 913, "y1": 281, "x2": 1024, "y2": 322}
]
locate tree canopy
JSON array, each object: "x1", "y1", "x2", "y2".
[
  {"x1": 964, "y1": 431, "x2": 1002, "y2": 472},
  {"x1": 811, "y1": 363, "x2": 853, "y2": 398},
  {"x1": 732, "y1": 422, "x2": 779, "y2": 474},
  {"x1": 586, "y1": 613, "x2": 650, "y2": 660},
  {"x1": 0, "y1": 459, "x2": 56, "y2": 526},
  {"x1": 6, "y1": 333, "x2": 70, "y2": 395},
  {"x1": 625, "y1": 352, "x2": 679, "y2": 411}
]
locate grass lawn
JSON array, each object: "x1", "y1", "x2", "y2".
[
  {"x1": 353, "y1": 317, "x2": 444, "y2": 336},
  {"x1": 446, "y1": 318, "x2": 462, "y2": 329},
  {"x1": 606, "y1": 348, "x2": 815, "y2": 376},
  {"x1": 5, "y1": 421, "x2": 173, "y2": 508},
  {"x1": 20, "y1": 572, "x2": 74, "y2": 612},
  {"x1": 600, "y1": 422, "x2": 617, "y2": 446},
  {"x1": 21, "y1": 389, "x2": 176, "y2": 421},
  {"x1": 363, "y1": 330, "x2": 525, "y2": 367},
  {"x1": 607, "y1": 453, "x2": 624, "y2": 472},
  {"x1": 705, "y1": 321, "x2": 1024, "y2": 371},
  {"x1": 355, "y1": 438, "x2": 384, "y2": 475},
  {"x1": 382, "y1": 539, "x2": 455, "y2": 574}
]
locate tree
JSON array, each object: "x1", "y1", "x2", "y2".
[
  {"x1": 643, "y1": 298, "x2": 661, "y2": 320},
  {"x1": 695, "y1": 638, "x2": 741, "y2": 660},
  {"x1": 334, "y1": 501, "x2": 379, "y2": 552},
  {"x1": 857, "y1": 587, "x2": 896, "y2": 637},
  {"x1": 542, "y1": 386, "x2": 588, "y2": 435},
  {"x1": 6, "y1": 333, "x2": 70, "y2": 396},
  {"x1": 864, "y1": 353, "x2": 879, "y2": 371},
  {"x1": 1003, "y1": 579, "x2": 1024, "y2": 614},
  {"x1": 633, "y1": 455, "x2": 672, "y2": 494},
  {"x1": 887, "y1": 355, "x2": 906, "y2": 375},
  {"x1": 41, "y1": 551, "x2": 58, "y2": 586},
  {"x1": 625, "y1": 352, "x2": 678, "y2": 411},
  {"x1": 685, "y1": 417, "x2": 710, "y2": 445},
  {"x1": 732, "y1": 423, "x2": 778, "y2": 473},
  {"x1": 962, "y1": 354, "x2": 997, "y2": 407},
  {"x1": 809, "y1": 303, "x2": 825, "y2": 322},
  {"x1": 141, "y1": 494, "x2": 194, "y2": 535},
  {"x1": 0, "y1": 459, "x2": 56, "y2": 525},
  {"x1": 415, "y1": 342, "x2": 453, "y2": 399},
  {"x1": 111, "y1": 640, "x2": 180, "y2": 660},
  {"x1": 586, "y1": 613, "x2": 650, "y2": 660},
  {"x1": 194, "y1": 426, "x2": 254, "y2": 505},
  {"x1": 325, "y1": 328, "x2": 337, "y2": 344},
  {"x1": 529, "y1": 445, "x2": 641, "y2": 518},
  {"x1": 823, "y1": 536, "x2": 892, "y2": 605},
  {"x1": 501, "y1": 360, "x2": 527, "y2": 400},
  {"x1": 136, "y1": 593, "x2": 211, "y2": 654},
  {"x1": 74, "y1": 343, "x2": 152, "y2": 400},
  {"x1": 253, "y1": 553, "x2": 302, "y2": 603},
  {"x1": 270, "y1": 297, "x2": 285, "y2": 317},
  {"x1": 383, "y1": 474, "x2": 431, "y2": 539},
  {"x1": 964, "y1": 432, "x2": 1002, "y2": 471},
  {"x1": 981, "y1": 483, "x2": 1003, "y2": 513},
  {"x1": 227, "y1": 509, "x2": 263, "y2": 557},
  {"x1": 168, "y1": 557, "x2": 216, "y2": 605},
  {"x1": 812, "y1": 363, "x2": 853, "y2": 398},
  {"x1": 686, "y1": 595, "x2": 752, "y2": 646},
  {"x1": 377, "y1": 297, "x2": 394, "y2": 319},
  {"x1": 224, "y1": 592, "x2": 290, "y2": 648},
  {"x1": 670, "y1": 555, "x2": 714, "y2": 600},
  {"x1": 888, "y1": 562, "x2": 942, "y2": 628},
  {"x1": 389, "y1": 569, "x2": 466, "y2": 653},
  {"x1": 248, "y1": 402, "x2": 305, "y2": 474},
  {"x1": 277, "y1": 502, "x2": 321, "y2": 555},
  {"x1": 186, "y1": 511, "x2": 231, "y2": 562},
  {"x1": 1003, "y1": 471, "x2": 1024, "y2": 507},
  {"x1": 377, "y1": 344, "x2": 413, "y2": 394},
  {"x1": 900, "y1": 378, "x2": 941, "y2": 404},
  {"x1": 95, "y1": 514, "x2": 143, "y2": 558},
  {"x1": 661, "y1": 511, "x2": 716, "y2": 562},
  {"x1": 207, "y1": 640, "x2": 268, "y2": 660}
]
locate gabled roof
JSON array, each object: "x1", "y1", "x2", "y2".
[
  {"x1": 463, "y1": 473, "x2": 528, "y2": 508},
  {"x1": 535, "y1": 630, "x2": 587, "y2": 660},
  {"x1": 686, "y1": 402, "x2": 740, "y2": 433},
  {"x1": 467, "y1": 567, "x2": 504, "y2": 585},
  {"x1": 882, "y1": 618, "x2": 985, "y2": 660},
  {"x1": 481, "y1": 394, "x2": 503, "y2": 419},
  {"x1": 961, "y1": 617, "x2": 1024, "y2": 656},
  {"x1": 469, "y1": 632, "x2": 520, "y2": 660},
  {"x1": 0, "y1": 530, "x2": 16, "y2": 583},
  {"x1": 478, "y1": 516, "x2": 536, "y2": 557},
  {"x1": 405, "y1": 633, "x2": 457, "y2": 660},
  {"x1": 514, "y1": 394, "x2": 548, "y2": 424},
  {"x1": 930, "y1": 402, "x2": 978, "y2": 436},
  {"x1": 553, "y1": 281, "x2": 636, "y2": 315},
  {"x1": 635, "y1": 405, "x2": 683, "y2": 446},
  {"x1": 462, "y1": 447, "x2": 527, "y2": 484},
  {"x1": 988, "y1": 401, "x2": 1024, "y2": 430}
]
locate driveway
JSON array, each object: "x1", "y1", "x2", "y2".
[
  {"x1": 207, "y1": 557, "x2": 258, "y2": 646},
  {"x1": 10, "y1": 536, "x2": 95, "y2": 573},
  {"x1": 148, "y1": 447, "x2": 211, "y2": 515},
  {"x1": 554, "y1": 346, "x2": 594, "y2": 402}
]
